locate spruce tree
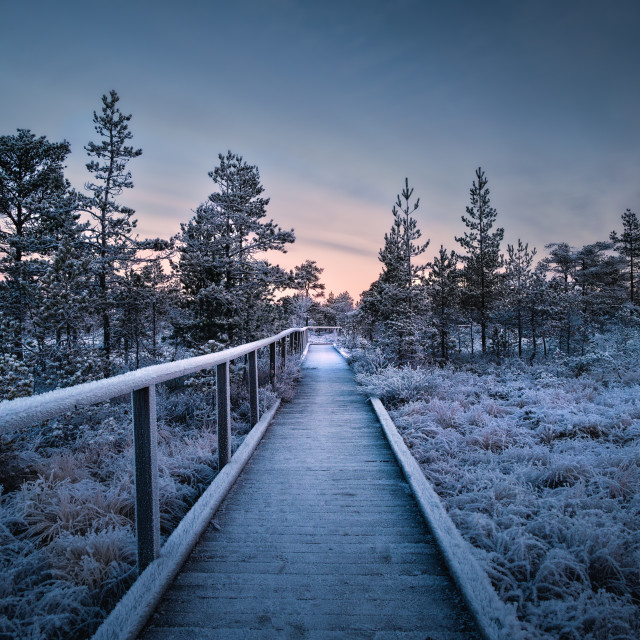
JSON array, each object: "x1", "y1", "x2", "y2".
[
  {"x1": 84, "y1": 90, "x2": 142, "y2": 375},
  {"x1": 456, "y1": 167, "x2": 504, "y2": 354}
]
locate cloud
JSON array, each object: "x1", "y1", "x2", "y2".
[{"x1": 304, "y1": 237, "x2": 377, "y2": 259}]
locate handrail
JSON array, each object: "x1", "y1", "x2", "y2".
[
  {"x1": 0, "y1": 325, "x2": 341, "y2": 573},
  {"x1": 0, "y1": 327, "x2": 307, "y2": 434}
]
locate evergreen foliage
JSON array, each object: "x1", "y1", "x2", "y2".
[
  {"x1": 292, "y1": 259, "x2": 325, "y2": 298},
  {"x1": 456, "y1": 167, "x2": 504, "y2": 354},
  {"x1": 425, "y1": 246, "x2": 459, "y2": 360},
  {"x1": 83, "y1": 90, "x2": 142, "y2": 376},
  {"x1": 360, "y1": 178, "x2": 429, "y2": 364},
  {"x1": 503, "y1": 240, "x2": 537, "y2": 358},
  {"x1": 174, "y1": 151, "x2": 294, "y2": 347},
  {"x1": 0, "y1": 129, "x2": 76, "y2": 359},
  {"x1": 610, "y1": 209, "x2": 640, "y2": 303}
]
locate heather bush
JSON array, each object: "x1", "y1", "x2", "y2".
[
  {"x1": 0, "y1": 351, "x2": 300, "y2": 639},
  {"x1": 358, "y1": 357, "x2": 640, "y2": 640}
]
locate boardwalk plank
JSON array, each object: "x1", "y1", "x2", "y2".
[{"x1": 138, "y1": 345, "x2": 480, "y2": 639}]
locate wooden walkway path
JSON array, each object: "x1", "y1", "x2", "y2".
[{"x1": 139, "y1": 345, "x2": 481, "y2": 639}]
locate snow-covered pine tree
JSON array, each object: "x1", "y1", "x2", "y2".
[
  {"x1": 543, "y1": 242, "x2": 579, "y2": 355},
  {"x1": 33, "y1": 208, "x2": 99, "y2": 388},
  {"x1": 84, "y1": 90, "x2": 142, "y2": 376},
  {"x1": 292, "y1": 260, "x2": 325, "y2": 299},
  {"x1": 324, "y1": 291, "x2": 355, "y2": 327},
  {"x1": 0, "y1": 312, "x2": 33, "y2": 398},
  {"x1": 0, "y1": 129, "x2": 73, "y2": 360},
  {"x1": 456, "y1": 167, "x2": 504, "y2": 355},
  {"x1": 140, "y1": 261, "x2": 173, "y2": 362},
  {"x1": 526, "y1": 263, "x2": 550, "y2": 359},
  {"x1": 573, "y1": 241, "x2": 626, "y2": 352},
  {"x1": 287, "y1": 260, "x2": 326, "y2": 326},
  {"x1": 360, "y1": 179, "x2": 429, "y2": 364},
  {"x1": 174, "y1": 151, "x2": 294, "y2": 347},
  {"x1": 610, "y1": 209, "x2": 640, "y2": 304},
  {"x1": 385, "y1": 177, "x2": 429, "y2": 291},
  {"x1": 426, "y1": 245, "x2": 459, "y2": 361},
  {"x1": 504, "y1": 240, "x2": 537, "y2": 358}
]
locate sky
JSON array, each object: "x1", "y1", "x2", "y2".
[{"x1": 1, "y1": 0, "x2": 639, "y2": 299}]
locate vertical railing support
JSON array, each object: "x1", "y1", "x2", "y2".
[
  {"x1": 132, "y1": 385, "x2": 160, "y2": 573},
  {"x1": 248, "y1": 349, "x2": 259, "y2": 427},
  {"x1": 269, "y1": 341, "x2": 276, "y2": 385},
  {"x1": 280, "y1": 337, "x2": 287, "y2": 371},
  {"x1": 217, "y1": 361, "x2": 231, "y2": 469}
]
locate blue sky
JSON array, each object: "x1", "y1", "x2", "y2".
[{"x1": 1, "y1": 0, "x2": 639, "y2": 297}]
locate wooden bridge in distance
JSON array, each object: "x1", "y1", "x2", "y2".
[{"x1": 138, "y1": 344, "x2": 479, "y2": 639}]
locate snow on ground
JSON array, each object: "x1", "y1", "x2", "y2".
[{"x1": 354, "y1": 351, "x2": 640, "y2": 640}]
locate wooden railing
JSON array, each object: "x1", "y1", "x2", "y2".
[{"x1": 0, "y1": 326, "x2": 341, "y2": 573}]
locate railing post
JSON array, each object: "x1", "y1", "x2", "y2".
[
  {"x1": 269, "y1": 341, "x2": 276, "y2": 385},
  {"x1": 132, "y1": 385, "x2": 160, "y2": 573},
  {"x1": 280, "y1": 337, "x2": 287, "y2": 371},
  {"x1": 248, "y1": 349, "x2": 259, "y2": 427},
  {"x1": 217, "y1": 361, "x2": 231, "y2": 468},
  {"x1": 289, "y1": 333, "x2": 294, "y2": 354}
]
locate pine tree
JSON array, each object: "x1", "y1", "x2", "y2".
[
  {"x1": 384, "y1": 178, "x2": 429, "y2": 290},
  {"x1": 360, "y1": 179, "x2": 429, "y2": 364},
  {"x1": 174, "y1": 151, "x2": 294, "y2": 347},
  {"x1": 84, "y1": 90, "x2": 142, "y2": 375},
  {"x1": 34, "y1": 212, "x2": 97, "y2": 387},
  {"x1": 426, "y1": 246, "x2": 459, "y2": 361},
  {"x1": 325, "y1": 291, "x2": 354, "y2": 325},
  {"x1": 543, "y1": 243, "x2": 579, "y2": 355},
  {"x1": 504, "y1": 240, "x2": 537, "y2": 358},
  {"x1": 292, "y1": 260, "x2": 325, "y2": 298},
  {"x1": 610, "y1": 209, "x2": 640, "y2": 303},
  {"x1": 526, "y1": 263, "x2": 550, "y2": 359},
  {"x1": 456, "y1": 167, "x2": 504, "y2": 354},
  {"x1": 140, "y1": 261, "x2": 173, "y2": 362},
  {"x1": 573, "y1": 242, "x2": 626, "y2": 351},
  {"x1": 0, "y1": 129, "x2": 73, "y2": 359}
]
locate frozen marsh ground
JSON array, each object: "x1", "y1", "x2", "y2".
[
  {"x1": 0, "y1": 356, "x2": 299, "y2": 639},
  {"x1": 355, "y1": 351, "x2": 640, "y2": 640}
]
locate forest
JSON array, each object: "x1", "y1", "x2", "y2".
[{"x1": 1, "y1": 91, "x2": 639, "y2": 639}]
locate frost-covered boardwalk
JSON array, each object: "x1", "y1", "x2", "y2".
[{"x1": 139, "y1": 345, "x2": 480, "y2": 639}]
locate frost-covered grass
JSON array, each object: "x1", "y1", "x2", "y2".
[
  {"x1": 355, "y1": 352, "x2": 640, "y2": 640},
  {"x1": 0, "y1": 354, "x2": 300, "y2": 639}
]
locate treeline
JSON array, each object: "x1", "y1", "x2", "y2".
[
  {"x1": 359, "y1": 169, "x2": 639, "y2": 365},
  {"x1": 0, "y1": 90, "x2": 350, "y2": 399}
]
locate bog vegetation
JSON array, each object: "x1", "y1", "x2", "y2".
[{"x1": 1, "y1": 90, "x2": 638, "y2": 639}]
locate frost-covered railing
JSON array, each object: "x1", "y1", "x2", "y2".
[{"x1": 0, "y1": 326, "x2": 340, "y2": 572}]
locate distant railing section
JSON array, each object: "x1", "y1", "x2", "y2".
[
  {"x1": 305, "y1": 325, "x2": 342, "y2": 343},
  {"x1": 0, "y1": 326, "x2": 341, "y2": 573}
]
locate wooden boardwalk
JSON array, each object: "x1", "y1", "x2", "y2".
[{"x1": 139, "y1": 344, "x2": 481, "y2": 640}]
